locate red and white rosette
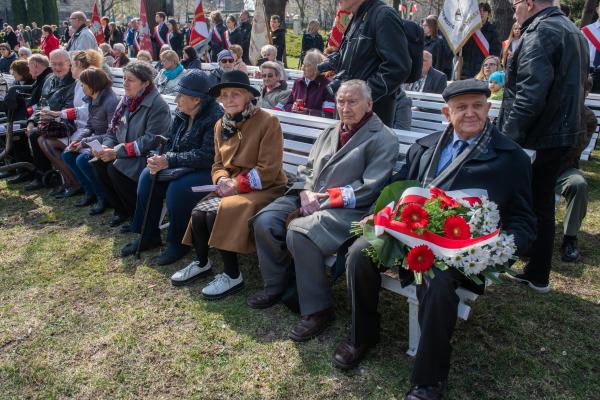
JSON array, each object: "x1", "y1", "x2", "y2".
[{"x1": 373, "y1": 187, "x2": 501, "y2": 258}]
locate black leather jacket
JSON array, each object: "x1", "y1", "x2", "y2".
[
  {"x1": 498, "y1": 7, "x2": 589, "y2": 150},
  {"x1": 165, "y1": 99, "x2": 224, "y2": 169},
  {"x1": 327, "y1": 0, "x2": 411, "y2": 102}
]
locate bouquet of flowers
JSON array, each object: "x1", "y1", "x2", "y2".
[{"x1": 352, "y1": 181, "x2": 517, "y2": 285}]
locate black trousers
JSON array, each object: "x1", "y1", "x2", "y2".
[
  {"x1": 28, "y1": 130, "x2": 52, "y2": 174},
  {"x1": 524, "y1": 147, "x2": 569, "y2": 284},
  {"x1": 90, "y1": 160, "x2": 137, "y2": 217},
  {"x1": 346, "y1": 236, "x2": 463, "y2": 386},
  {"x1": 373, "y1": 93, "x2": 397, "y2": 128}
]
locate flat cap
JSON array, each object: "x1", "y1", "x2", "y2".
[{"x1": 442, "y1": 79, "x2": 491, "y2": 102}]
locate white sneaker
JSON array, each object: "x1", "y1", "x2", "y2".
[
  {"x1": 170, "y1": 260, "x2": 212, "y2": 286},
  {"x1": 201, "y1": 272, "x2": 244, "y2": 300}
]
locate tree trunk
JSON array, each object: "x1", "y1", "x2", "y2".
[
  {"x1": 264, "y1": 0, "x2": 287, "y2": 24},
  {"x1": 41, "y1": 0, "x2": 59, "y2": 25},
  {"x1": 26, "y1": 0, "x2": 43, "y2": 28},
  {"x1": 10, "y1": 0, "x2": 27, "y2": 26},
  {"x1": 489, "y1": 0, "x2": 514, "y2": 41},
  {"x1": 581, "y1": 0, "x2": 597, "y2": 27}
]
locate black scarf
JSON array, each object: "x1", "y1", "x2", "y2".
[{"x1": 421, "y1": 121, "x2": 494, "y2": 188}]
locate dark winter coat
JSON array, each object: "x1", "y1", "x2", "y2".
[
  {"x1": 0, "y1": 51, "x2": 16, "y2": 73},
  {"x1": 271, "y1": 27, "x2": 287, "y2": 62},
  {"x1": 498, "y1": 7, "x2": 589, "y2": 150},
  {"x1": 300, "y1": 32, "x2": 324, "y2": 64},
  {"x1": 239, "y1": 21, "x2": 252, "y2": 63},
  {"x1": 209, "y1": 23, "x2": 228, "y2": 62},
  {"x1": 460, "y1": 21, "x2": 501, "y2": 79},
  {"x1": 165, "y1": 99, "x2": 224, "y2": 169}
]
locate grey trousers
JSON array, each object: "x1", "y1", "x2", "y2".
[
  {"x1": 253, "y1": 201, "x2": 332, "y2": 316},
  {"x1": 393, "y1": 91, "x2": 412, "y2": 131},
  {"x1": 555, "y1": 168, "x2": 588, "y2": 237}
]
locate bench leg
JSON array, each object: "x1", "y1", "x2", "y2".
[{"x1": 406, "y1": 296, "x2": 420, "y2": 357}]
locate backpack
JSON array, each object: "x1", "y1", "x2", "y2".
[
  {"x1": 400, "y1": 19, "x2": 425, "y2": 83},
  {"x1": 367, "y1": 3, "x2": 424, "y2": 84}
]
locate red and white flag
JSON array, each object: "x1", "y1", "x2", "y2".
[
  {"x1": 90, "y1": 0, "x2": 104, "y2": 44},
  {"x1": 138, "y1": 0, "x2": 153, "y2": 52},
  {"x1": 328, "y1": 8, "x2": 352, "y2": 49},
  {"x1": 472, "y1": 29, "x2": 489, "y2": 57},
  {"x1": 189, "y1": 0, "x2": 210, "y2": 51}
]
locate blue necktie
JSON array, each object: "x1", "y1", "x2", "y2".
[{"x1": 437, "y1": 140, "x2": 469, "y2": 176}]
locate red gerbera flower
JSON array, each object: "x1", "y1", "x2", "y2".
[
  {"x1": 406, "y1": 245, "x2": 435, "y2": 272},
  {"x1": 443, "y1": 216, "x2": 471, "y2": 240},
  {"x1": 430, "y1": 187, "x2": 460, "y2": 209},
  {"x1": 400, "y1": 203, "x2": 429, "y2": 230}
]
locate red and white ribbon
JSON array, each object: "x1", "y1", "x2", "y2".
[
  {"x1": 473, "y1": 29, "x2": 489, "y2": 57},
  {"x1": 398, "y1": 187, "x2": 487, "y2": 206}
]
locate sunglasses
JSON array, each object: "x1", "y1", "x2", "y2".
[
  {"x1": 220, "y1": 58, "x2": 234, "y2": 64},
  {"x1": 261, "y1": 73, "x2": 275, "y2": 78}
]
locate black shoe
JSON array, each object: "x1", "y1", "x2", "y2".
[
  {"x1": 561, "y1": 236, "x2": 580, "y2": 262},
  {"x1": 89, "y1": 199, "x2": 107, "y2": 215},
  {"x1": 508, "y1": 273, "x2": 550, "y2": 294},
  {"x1": 0, "y1": 170, "x2": 16, "y2": 179},
  {"x1": 120, "y1": 237, "x2": 162, "y2": 257},
  {"x1": 7, "y1": 171, "x2": 33, "y2": 185},
  {"x1": 75, "y1": 194, "x2": 96, "y2": 207},
  {"x1": 247, "y1": 291, "x2": 282, "y2": 309},
  {"x1": 24, "y1": 178, "x2": 44, "y2": 191},
  {"x1": 55, "y1": 187, "x2": 84, "y2": 198},
  {"x1": 50, "y1": 185, "x2": 66, "y2": 197},
  {"x1": 405, "y1": 381, "x2": 447, "y2": 400},
  {"x1": 109, "y1": 213, "x2": 128, "y2": 227},
  {"x1": 150, "y1": 243, "x2": 190, "y2": 265}
]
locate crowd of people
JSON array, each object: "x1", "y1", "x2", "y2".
[{"x1": 0, "y1": 0, "x2": 597, "y2": 399}]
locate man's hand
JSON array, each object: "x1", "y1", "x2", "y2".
[
  {"x1": 26, "y1": 122, "x2": 35, "y2": 136},
  {"x1": 217, "y1": 177, "x2": 237, "y2": 197},
  {"x1": 299, "y1": 190, "x2": 328, "y2": 216},
  {"x1": 67, "y1": 140, "x2": 82, "y2": 152},
  {"x1": 94, "y1": 146, "x2": 117, "y2": 162},
  {"x1": 359, "y1": 214, "x2": 374, "y2": 228},
  {"x1": 40, "y1": 109, "x2": 60, "y2": 122},
  {"x1": 147, "y1": 154, "x2": 168, "y2": 175}
]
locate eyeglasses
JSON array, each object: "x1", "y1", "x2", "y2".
[
  {"x1": 220, "y1": 58, "x2": 234, "y2": 64},
  {"x1": 512, "y1": 0, "x2": 525, "y2": 11},
  {"x1": 483, "y1": 63, "x2": 498, "y2": 68},
  {"x1": 261, "y1": 73, "x2": 275, "y2": 78}
]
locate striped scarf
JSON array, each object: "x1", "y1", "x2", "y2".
[{"x1": 108, "y1": 84, "x2": 154, "y2": 135}]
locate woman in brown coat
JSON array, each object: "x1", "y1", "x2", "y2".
[{"x1": 171, "y1": 70, "x2": 287, "y2": 299}]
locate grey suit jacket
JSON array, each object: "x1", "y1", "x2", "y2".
[
  {"x1": 422, "y1": 67, "x2": 447, "y2": 94},
  {"x1": 260, "y1": 113, "x2": 398, "y2": 254},
  {"x1": 102, "y1": 88, "x2": 172, "y2": 181}
]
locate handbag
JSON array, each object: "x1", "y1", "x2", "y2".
[
  {"x1": 156, "y1": 167, "x2": 195, "y2": 182},
  {"x1": 38, "y1": 119, "x2": 72, "y2": 139}
]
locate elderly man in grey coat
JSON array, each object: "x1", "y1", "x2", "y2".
[
  {"x1": 65, "y1": 11, "x2": 98, "y2": 53},
  {"x1": 250, "y1": 80, "x2": 399, "y2": 341}
]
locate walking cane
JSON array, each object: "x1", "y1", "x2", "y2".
[{"x1": 136, "y1": 135, "x2": 170, "y2": 259}]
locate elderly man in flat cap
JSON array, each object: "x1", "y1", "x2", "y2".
[{"x1": 332, "y1": 79, "x2": 536, "y2": 400}]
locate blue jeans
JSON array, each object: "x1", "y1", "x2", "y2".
[
  {"x1": 130, "y1": 167, "x2": 212, "y2": 246},
  {"x1": 61, "y1": 151, "x2": 105, "y2": 200}
]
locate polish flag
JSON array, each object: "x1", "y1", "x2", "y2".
[
  {"x1": 190, "y1": 0, "x2": 210, "y2": 51},
  {"x1": 91, "y1": 0, "x2": 104, "y2": 44},
  {"x1": 138, "y1": 0, "x2": 153, "y2": 52}
]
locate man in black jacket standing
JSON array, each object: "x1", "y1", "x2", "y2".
[
  {"x1": 239, "y1": 10, "x2": 252, "y2": 64},
  {"x1": 460, "y1": 3, "x2": 501, "y2": 79},
  {"x1": 498, "y1": 0, "x2": 589, "y2": 293},
  {"x1": 270, "y1": 15, "x2": 287, "y2": 66},
  {"x1": 318, "y1": 0, "x2": 411, "y2": 127}
]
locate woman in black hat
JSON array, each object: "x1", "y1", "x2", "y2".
[
  {"x1": 171, "y1": 70, "x2": 287, "y2": 299},
  {"x1": 120, "y1": 70, "x2": 224, "y2": 266}
]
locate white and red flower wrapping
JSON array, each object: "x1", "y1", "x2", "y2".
[{"x1": 373, "y1": 188, "x2": 501, "y2": 258}]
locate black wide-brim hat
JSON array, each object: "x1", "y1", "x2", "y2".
[{"x1": 208, "y1": 70, "x2": 261, "y2": 98}]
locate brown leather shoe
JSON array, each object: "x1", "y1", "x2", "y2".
[
  {"x1": 332, "y1": 338, "x2": 374, "y2": 370},
  {"x1": 247, "y1": 291, "x2": 282, "y2": 309},
  {"x1": 289, "y1": 308, "x2": 334, "y2": 342},
  {"x1": 405, "y1": 381, "x2": 447, "y2": 400}
]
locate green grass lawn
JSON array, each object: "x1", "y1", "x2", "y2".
[{"x1": 1, "y1": 153, "x2": 599, "y2": 399}]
